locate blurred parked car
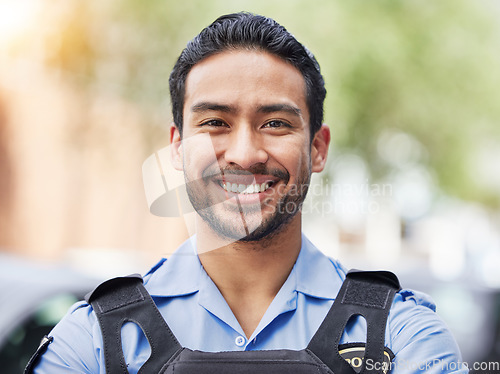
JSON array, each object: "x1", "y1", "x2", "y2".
[{"x1": 0, "y1": 252, "x2": 99, "y2": 373}]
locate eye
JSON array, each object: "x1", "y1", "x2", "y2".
[
  {"x1": 263, "y1": 120, "x2": 291, "y2": 129},
  {"x1": 263, "y1": 120, "x2": 292, "y2": 129},
  {"x1": 199, "y1": 119, "x2": 228, "y2": 128}
]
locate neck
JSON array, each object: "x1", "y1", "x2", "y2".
[{"x1": 196, "y1": 215, "x2": 302, "y2": 337}]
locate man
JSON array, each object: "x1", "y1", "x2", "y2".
[{"x1": 28, "y1": 12, "x2": 467, "y2": 373}]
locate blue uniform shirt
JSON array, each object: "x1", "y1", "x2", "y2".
[{"x1": 34, "y1": 235, "x2": 468, "y2": 373}]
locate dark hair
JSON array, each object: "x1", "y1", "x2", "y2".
[{"x1": 169, "y1": 12, "x2": 326, "y2": 137}]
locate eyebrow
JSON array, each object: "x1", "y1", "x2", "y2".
[
  {"x1": 191, "y1": 102, "x2": 302, "y2": 118},
  {"x1": 257, "y1": 104, "x2": 302, "y2": 117},
  {"x1": 191, "y1": 102, "x2": 235, "y2": 113}
]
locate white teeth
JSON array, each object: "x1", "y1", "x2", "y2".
[
  {"x1": 222, "y1": 181, "x2": 272, "y2": 194},
  {"x1": 245, "y1": 185, "x2": 255, "y2": 194}
]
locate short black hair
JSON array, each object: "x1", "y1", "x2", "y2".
[{"x1": 169, "y1": 12, "x2": 326, "y2": 137}]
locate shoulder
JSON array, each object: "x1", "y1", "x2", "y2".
[
  {"x1": 48, "y1": 299, "x2": 99, "y2": 340},
  {"x1": 389, "y1": 288, "x2": 445, "y2": 341},
  {"x1": 388, "y1": 288, "x2": 466, "y2": 371},
  {"x1": 389, "y1": 288, "x2": 439, "y2": 340},
  {"x1": 32, "y1": 300, "x2": 102, "y2": 373},
  {"x1": 32, "y1": 253, "x2": 182, "y2": 373}
]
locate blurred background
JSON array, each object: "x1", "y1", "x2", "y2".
[{"x1": 0, "y1": 0, "x2": 499, "y2": 372}]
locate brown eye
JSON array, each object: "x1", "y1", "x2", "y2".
[
  {"x1": 200, "y1": 119, "x2": 228, "y2": 127},
  {"x1": 263, "y1": 120, "x2": 291, "y2": 128}
]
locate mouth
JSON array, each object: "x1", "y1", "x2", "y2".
[{"x1": 219, "y1": 180, "x2": 275, "y2": 194}]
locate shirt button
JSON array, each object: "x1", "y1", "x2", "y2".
[{"x1": 235, "y1": 336, "x2": 246, "y2": 347}]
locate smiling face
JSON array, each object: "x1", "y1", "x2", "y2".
[{"x1": 171, "y1": 49, "x2": 329, "y2": 242}]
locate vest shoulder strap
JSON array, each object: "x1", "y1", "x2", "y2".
[
  {"x1": 86, "y1": 275, "x2": 181, "y2": 374},
  {"x1": 307, "y1": 270, "x2": 401, "y2": 374}
]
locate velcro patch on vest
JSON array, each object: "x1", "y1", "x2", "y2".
[
  {"x1": 95, "y1": 285, "x2": 145, "y2": 313},
  {"x1": 342, "y1": 280, "x2": 391, "y2": 309},
  {"x1": 338, "y1": 343, "x2": 394, "y2": 374}
]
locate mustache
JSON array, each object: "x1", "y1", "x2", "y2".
[{"x1": 202, "y1": 164, "x2": 289, "y2": 182}]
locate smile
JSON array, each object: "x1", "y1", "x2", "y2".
[{"x1": 221, "y1": 181, "x2": 273, "y2": 194}]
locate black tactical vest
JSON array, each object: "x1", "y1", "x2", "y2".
[{"x1": 26, "y1": 270, "x2": 400, "y2": 374}]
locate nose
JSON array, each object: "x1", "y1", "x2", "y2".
[{"x1": 223, "y1": 126, "x2": 268, "y2": 169}]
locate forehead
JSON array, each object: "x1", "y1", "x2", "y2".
[{"x1": 183, "y1": 49, "x2": 308, "y2": 117}]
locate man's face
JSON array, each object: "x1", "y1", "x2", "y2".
[{"x1": 171, "y1": 49, "x2": 329, "y2": 242}]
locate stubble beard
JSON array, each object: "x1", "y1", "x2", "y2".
[{"x1": 185, "y1": 163, "x2": 311, "y2": 244}]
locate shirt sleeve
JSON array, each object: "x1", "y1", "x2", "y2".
[
  {"x1": 32, "y1": 301, "x2": 103, "y2": 374},
  {"x1": 388, "y1": 289, "x2": 469, "y2": 373}
]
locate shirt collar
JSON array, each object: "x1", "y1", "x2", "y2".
[
  {"x1": 144, "y1": 234, "x2": 345, "y2": 300},
  {"x1": 294, "y1": 234, "x2": 345, "y2": 299},
  {"x1": 144, "y1": 236, "x2": 202, "y2": 297}
]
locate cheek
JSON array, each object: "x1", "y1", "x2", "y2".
[
  {"x1": 181, "y1": 133, "x2": 219, "y2": 176},
  {"x1": 267, "y1": 139, "x2": 310, "y2": 174},
  {"x1": 205, "y1": 136, "x2": 226, "y2": 157}
]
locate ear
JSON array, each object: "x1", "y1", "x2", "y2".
[
  {"x1": 170, "y1": 124, "x2": 183, "y2": 171},
  {"x1": 311, "y1": 124, "x2": 330, "y2": 173}
]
